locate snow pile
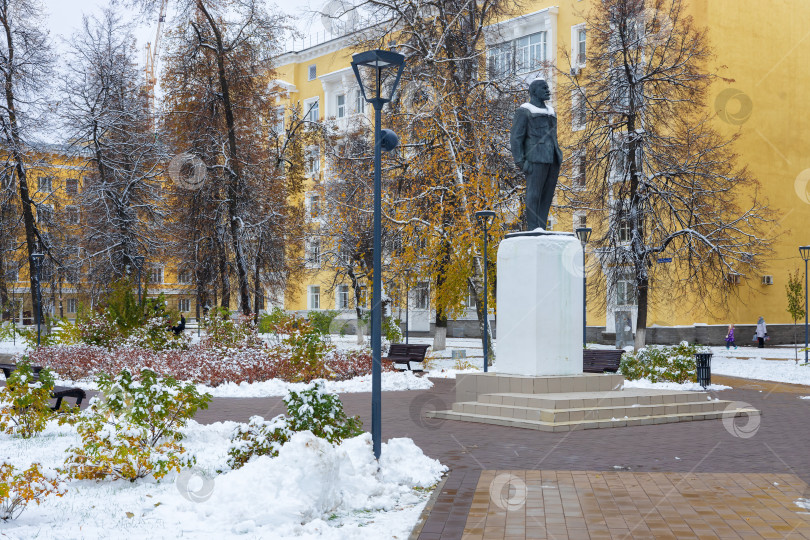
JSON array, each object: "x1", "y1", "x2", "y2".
[
  {"x1": 710, "y1": 354, "x2": 810, "y2": 386},
  {"x1": 797, "y1": 498, "x2": 810, "y2": 511},
  {"x1": 800, "y1": 396, "x2": 810, "y2": 400},
  {"x1": 623, "y1": 378, "x2": 731, "y2": 392},
  {"x1": 1, "y1": 422, "x2": 445, "y2": 539}
]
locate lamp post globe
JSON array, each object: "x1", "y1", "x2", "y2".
[
  {"x1": 351, "y1": 49, "x2": 405, "y2": 460},
  {"x1": 575, "y1": 228, "x2": 592, "y2": 348}
]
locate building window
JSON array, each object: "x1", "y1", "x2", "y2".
[
  {"x1": 149, "y1": 266, "x2": 164, "y2": 284},
  {"x1": 336, "y1": 94, "x2": 346, "y2": 118},
  {"x1": 618, "y1": 219, "x2": 631, "y2": 242},
  {"x1": 308, "y1": 64, "x2": 317, "y2": 80},
  {"x1": 727, "y1": 273, "x2": 742, "y2": 286},
  {"x1": 576, "y1": 26, "x2": 587, "y2": 65},
  {"x1": 65, "y1": 205, "x2": 79, "y2": 224},
  {"x1": 179, "y1": 298, "x2": 191, "y2": 312},
  {"x1": 305, "y1": 98, "x2": 319, "y2": 123},
  {"x1": 177, "y1": 268, "x2": 193, "y2": 284},
  {"x1": 66, "y1": 298, "x2": 78, "y2": 314},
  {"x1": 37, "y1": 176, "x2": 52, "y2": 193},
  {"x1": 305, "y1": 239, "x2": 321, "y2": 267},
  {"x1": 413, "y1": 281, "x2": 429, "y2": 310},
  {"x1": 355, "y1": 90, "x2": 365, "y2": 114},
  {"x1": 574, "y1": 151, "x2": 587, "y2": 188},
  {"x1": 65, "y1": 178, "x2": 79, "y2": 195},
  {"x1": 616, "y1": 274, "x2": 636, "y2": 305},
  {"x1": 37, "y1": 204, "x2": 53, "y2": 224},
  {"x1": 574, "y1": 212, "x2": 587, "y2": 231},
  {"x1": 466, "y1": 286, "x2": 478, "y2": 310},
  {"x1": 487, "y1": 42, "x2": 512, "y2": 78},
  {"x1": 337, "y1": 284, "x2": 349, "y2": 309},
  {"x1": 4, "y1": 264, "x2": 18, "y2": 283},
  {"x1": 306, "y1": 147, "x2": 320, "y2": 176},
  {"x1": 308, "y1": 285, "x2": 321, "y2": 309},
  {"x1": 573, "y1": 91, "x2": 586, "y2": 130},
  {"x1": 273, "y1": 107, "x2": 285, "y2": 135},
  {"x1": 307, "y1": 192, "x2": 320, "y2": 219},
  {"x1": 515, "y1": 32, "x2": 547, "y2": 73}
]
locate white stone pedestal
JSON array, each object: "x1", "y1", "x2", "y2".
[{"x1": 496, "y1": 232, "x2": 583, "y2": 376}]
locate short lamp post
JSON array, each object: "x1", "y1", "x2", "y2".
[
  {"x1": 31, "y1": 252, "x2": 44, "y2": 347},
  {"x1": 575, "y1": 228, "x2": 592, "y2": 348},
  {"x1": 800, "y1": 245, "x2": 810, "y2": 364},
  {"x1": 134, "y1": 256, "x2": 145, "y2": 306},
  {"x1": 475, "y1": 210, "x2": 496, "y2": 372},
  {"x1": 404, "y1": 269, "x2": 411, "y2": 344},
  {"x1": 351, "y1": 49, "x2": 405, "y2": 460}
]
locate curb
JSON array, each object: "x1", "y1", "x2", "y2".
[{"x1": 408, "y1": 473, "x2": 448, "y2": 540}]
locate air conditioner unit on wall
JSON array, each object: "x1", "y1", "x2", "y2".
[{"x1": 761, "y1": 275, "x2": 774, "y2": 285}]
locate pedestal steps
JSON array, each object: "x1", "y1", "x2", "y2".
[{"x1": 424, "y1": 372, "x2": 760, "y2": 432}]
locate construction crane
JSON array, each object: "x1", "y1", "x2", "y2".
[{"x1": 144, "y1": 0, "x2": 169, "y2": 112}]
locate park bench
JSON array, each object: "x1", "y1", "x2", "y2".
[
  {"x1": 383, "y1": 344, "x2": 431, "y2": 372},
  {"x1": 0, "y1": 362, "x2": 87, "y2": 411},
  {"x1": 582, "y1": 349, "x2": 625, "y2": 374}
]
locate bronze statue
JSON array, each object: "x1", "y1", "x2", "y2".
[{"x1": 510, "y1": 79, "x2": 563, "y2": 230}]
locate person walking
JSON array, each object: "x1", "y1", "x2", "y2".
[
  {"x1": 755, "y1": 316, "x2": 768, "y2": 348},
  {"x1": 725, "y1": 324, "x2": 737, "y2": 350}
]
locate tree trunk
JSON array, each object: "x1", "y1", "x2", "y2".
[
  {"x1": 634, "y1": 278, "x2": 649, "y2": 351},
  {"x1": 217, "y1": 237, "x2": 230, "y2": 310}
]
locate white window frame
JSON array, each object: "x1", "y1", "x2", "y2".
[
  {"x1": 616, "y1": 272, "x2": 637, "y2": 306},
  {"x1": 149, "y1": 266, "x2": 164, "y2": 285},
  {"x1": 304, "y1": 97, "x2": 320, "y2": 123},
  {"x1": 515, "y1": 31, "x2": 548, "y2": 74},
  {"x1": 37, "y1": 176, "x2": 52, "y2": 193},
  {"x1": 37, "y1": 204, "x2": 53, "y2": 224},
  {"x1": 336, "y1": 284, "x2": 349, "y2": 310},
  {"x1": 336, "y1": 94, "x2": 346, "y2": 118},
  {"x1": 466, "y1": 285, "x2": 478, "y2": 310},
  {"x1": 305, "y1": 146, "x2": 321, "y2": 177},
  {"x1": 572, "y1": 24, "x2": 587, "y2": 67},
  {"x1": 354, "y1": 90, "x2": 366, "y2": 114},
  {"x1": 487, "y1": 41, "x2": 512, "y2": 78},
  {"x1": 308, "y1": 285, "x2": 321, "y2": 310},
  {"x1": 572, "y1": 90, "x2": 586, "y2": 131},
  {"x1": 305, "y1": 239, "x2": 321, "y2": 268},
  {"x1": 413, "y1": 281, "x2": 430, "y2": 310},
  {"x1": 65, "y1": 205, "x2": 79, "y2": 225},
  {"x1": 66, "y1": 298, "x2": 78, "y2": 314},
  {"x1": 178, "y1": 298, "x2": 191, "y2": 312},
  {"x1": 306, "y1": 192, "x2": 321, "y2": 219},
  {"x1": 177, "y1": 268, "x2": 193, "y2": 284}
]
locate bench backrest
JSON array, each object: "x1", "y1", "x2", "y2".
[
  {"x1": 388, "y1": 344, "x2": 411, "y2": 357},
  {"x1": 405, "y1": 344, "x2": 431, "y2": 359}
]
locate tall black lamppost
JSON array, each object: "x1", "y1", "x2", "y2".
[
  {"x1": 475, "y1": 210, "x2": 496, "y2": 372},
  {"x1": 31, "y1": 252, "x2": 44, "y2": 347},
  {"x1": 351, "y1": 49, "x2": 405, "y2": 460},
  {"x1": 801, "y1": 246, "x2": 810, "y2": 364},
  {"x1": 404, "y1": 269, "x2": 411, "y2": 344},
  {"x1": 575, "y1": 228, "x2": 592, "y2": 348},
  {"x1": 134, "y1": 256, "x2": 145, "y2": 305}
]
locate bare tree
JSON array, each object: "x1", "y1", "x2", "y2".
[
  {"x1": 559, "y1": 0, "x2": 774, "y2": 348},
  {"x1": 0, "y1": 0, "x2": 55, "y2": 319},
  {"x1": 60, "y1": 8, "x2": 165, "y2": 296}
]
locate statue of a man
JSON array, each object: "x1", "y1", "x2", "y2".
[{"x1": 509, "y1": 79, "x2": 563, "y2": 230}]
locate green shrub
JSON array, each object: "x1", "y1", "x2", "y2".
[
  {"x1": 226, "y1": 380, "x2": 362, "y2": 469},
  {"x1": 64, "y1": 368, "x2": 211, "y2": 481},
  {"x1": 0, "y1": 360, "x2": 71, "y2": 438},
  {"x1": 258, "y1": 307, "x2": 290, "y2": 333},
  {"x1": 202, "y1": 308, "x2": 263, "y2": 349},
  {"x1": 307, "y1": 310, "x2": 339, "y2": 335},
  {"x1": 619, "y1": 341, "x2": 708, "y2": 383},
  {"x1": 383, "y1": 316, "x2": 403, "y2": 343},
  {"x1": 272, "y1": 318, "x2": 332, "y2": 382}
]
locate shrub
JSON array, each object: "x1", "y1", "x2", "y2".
[
  {"x1": 0, "y1": 463, "x2": 66, "y2": 521},
  {"x1": 258, "y1": 307, "x2": 290, "y2": 333},
  {"x1": 272, "y1": 318, "x2": 333, "y2": 382},
  {"x1": 64, "y1": 368, "x2": 211, "y2": 481},
  {"x1": 383, "y1": 316, "x2": 403, "y2": 344},
  {"x1": 0, "y1": 361, "x2": 59, "y2": 438},
  {"x1": 225, "y1": 415, "x2": 291, "y2": 470},
  {"x1": 202, "y1": 308, "x2": 264, "y2": 349},
  {"x1": 619, "y1": 341, "x2": 708, "y2": 383},
  {"x1": 307, "y1": 310, "x2": 339, "y2": 335},
  {"x1": 226, "y1": 381, "x2": 362, "y2": 469}
]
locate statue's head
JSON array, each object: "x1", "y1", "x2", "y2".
[{"x1": 529, "y1": 79, "x2": 551, "y2": 101}]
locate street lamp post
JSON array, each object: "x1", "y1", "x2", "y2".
[
  {"x1": 404, "y1": 270, "x2": 410, "y2": 344},
  {"x1": 475, "y1": 210, "x2": 496, "y2": 372},
  {"x1": 134, "y1": 256, "x2": 145, "y2": 306},
  {"x1": 801, "y1": 246, "x2": 810, "y2": 364},
  {"x1": 31, "y1": 252, "x2": 44, "y2": 347},
  {"x1": 351, "y1": 49, "x2": 405, "y2": 460},
  {"x1": 575, "y1": 228, "x2": 592, "y2": 349}
]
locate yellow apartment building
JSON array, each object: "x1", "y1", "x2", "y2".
[{"x1": 273, "y1": 0, "x2": 810, "y2": 339}]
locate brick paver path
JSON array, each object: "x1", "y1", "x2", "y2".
[{"x1": 194, "y1": 375, "x2": 810, "y2": 539}]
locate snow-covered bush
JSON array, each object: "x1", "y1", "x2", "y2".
[
  {"x1": 64, "y1": 368, "x2": 211, "y2": 481},
  {"x1": 620, "y1": 342, "x2": 707, "y2": 383},
  {"x1": 0, "y1": 463, "x2": 66, "y2": 521},
  {"x1": 201, "y1": 309, "x2": 264, "y2": 349},
  {"x1": 226, "y1": 381, "x2": 362, "y2": 470},
  {"x1": 0, "y1": 361, "x2": 67, "y2": 438}
]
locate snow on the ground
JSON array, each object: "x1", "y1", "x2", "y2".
[
  {"x1": 800, "y1": 396, "x2": 810, "y2": 400},
  {"x1": 0, "y1": 421, "x2": 446, "y2": 539},
  {"x1": 622, "y1": 378, "x2": 731, "y2": 392},
  {"x1": 709, "y1": 346, "x2": 810, "y2": 386},
  {"x1": 797, "y1": 498, "x2": 810, "y2": 511}
]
